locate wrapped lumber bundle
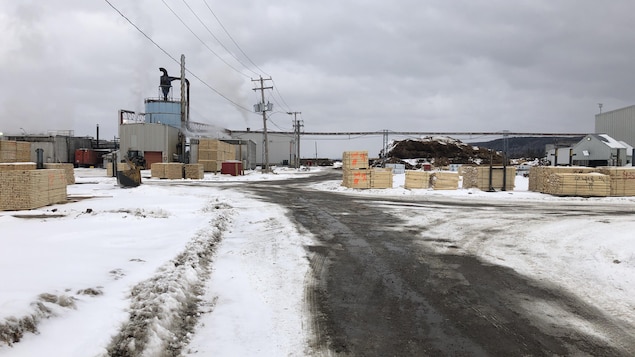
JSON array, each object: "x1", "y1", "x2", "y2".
[
  {"x1": 151, "y1": 162, "x2": 166, "y2": 178},
  {"x1": 342, "y1": 169, "x2": 370, "y2": 189},
  {"x1": 184, "y1": 164, "x2": 204, "y2": 179},
  {"x1": 430, "y1": 171, "x2": 459, "y2": 190},
  {"x1": 370, "y1": 168, "x2": 393, "y2": 189},
  {"x1": 528, "y1": 166, "x2": 595, "y2": 193},
  {"x1": 0, "y1": 163, "x2": 37, "y2": 171},
  {"x1": 342, "y1": 151, "x2": 369, "y2": 170},
  {"x1": 404, "y1": 170, "x2": 430, "y2": 189},
  {"x1": 44, "y1": 163, "x2": 75, "y2": 184},
  {"x1": 543, "y1": 172, "x2": 610, "y2": 197},
  {"x1": 165, "y1": 163, "x2": 184, "y2": 179},
  {"x1": 198, "y1": 139, "x2": 236, "y2": 172},
  {"x1": 595, "y1": 167, "x2": 635, "y2": 196},
  {"x1": 0, "y1": 169, "x2": 67, "y2": 211},
  {"x1": 462, "y1": 166, "x2": 515, "y2": 190}
]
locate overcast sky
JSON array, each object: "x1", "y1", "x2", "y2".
[{"x1": 2, "y1": 0, "x2": 635, "y2": 157}]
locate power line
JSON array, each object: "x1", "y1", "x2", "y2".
[
  {"x1": 202, "y1": 0, "x2": 270, "y2": 77},
  {"x1": 179, "y1": 0, "x2": 260, "y2": 77},
  {"x1": 159, "y1": 0, "x2": 249, "y2": 78},
  {"x1": 103, "y1": 0, "x2": 253, "y2": 114}
]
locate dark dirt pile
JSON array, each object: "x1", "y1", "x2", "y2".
[{"x1": 381, "y1": 137, "x2": 503, "y2": 167}]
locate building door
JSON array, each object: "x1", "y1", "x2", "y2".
[{"x1": 144, "y1": 151, "x2": 163, "y2": 168}]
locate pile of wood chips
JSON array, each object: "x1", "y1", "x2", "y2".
[
  {"x1": 461, "y1": 166, "x2": 515, "y2": 191},
  {"x1": 404, "y1": 171, "x2": 430, "y2": 189}
]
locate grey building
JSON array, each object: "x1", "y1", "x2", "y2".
[
  {"x1": 229, "y1": 130, "x2": 296, "y2": 166},
  {"x1": 571, "y1": 134, "x2": 632, "y2": 167},
  {"x1": 118, "y1": 123, "x2": 181, "y2": 167},
  {"x1": 595, "y1": 105, "x2": 635, "y2": 147}
]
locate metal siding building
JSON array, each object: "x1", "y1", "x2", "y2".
[
  {"x1": 119, "y1": 123, "x2": 180, "y2": 164},
  {"x1": 571, "y1": 134, "x2": 630, "y2": 166},
  {"x1": 595, "y1": 105, "x2": 635, "y2": 147},
  {"x1": 230, "y1": 131, "x2": 295, "y2": 166}
]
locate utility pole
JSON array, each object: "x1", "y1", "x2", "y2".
[
  {"x1": 287, "y1": 111, "x2": 302, "y2": 168},
  {"x1": 252, "y1": 76, "x2": 273, "y2": 172}
]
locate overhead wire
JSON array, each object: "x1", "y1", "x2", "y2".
[
  {"x1": 159, "y1": 0, "x2": 250, "y2": 78},
  {"x1": 200, "y1": 0, "x2": 295, "y2": 114},
  {"x1": 103, "y1": 0, "x2": 253, "y2": 114},
  {"x1": 179, "y1": 0, "x2": 261, "y2": 78},
  {"x1": 202, "y1": 0, "x2": 270, "y2": 77}
]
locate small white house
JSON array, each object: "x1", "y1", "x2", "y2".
[{"x1": 571, "y1": 134, "x2": 632, "y2": 167}]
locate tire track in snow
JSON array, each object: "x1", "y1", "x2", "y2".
[{"x1": 103, "y1": 202, "x2": 232, "y2": 357}]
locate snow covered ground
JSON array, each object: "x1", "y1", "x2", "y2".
[{"x1": 1, "y1": 167, "x2": 634, "y2": 356}]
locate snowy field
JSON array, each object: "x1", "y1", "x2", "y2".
[{"x1": 1, "y1": 166, "x2": 634, "y2": 356}]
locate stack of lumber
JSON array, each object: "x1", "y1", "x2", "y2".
[
  {"x1": 151, "y1": 163, "x2": 184, "y2": 179},
  {"x1": 341, "y1": 151, "x2": 370, "y2": 189},
  {"x1": 0, "y1": 141, "x2": 31, "y2": 163},
  {"x1": 370, "y1": 168, "x2": 393, "y2": 189},
  {"x1": 184, "y1": 164, "x2": 204, "y2": 179},
  {"x1": 342, "y1": 169, "x2": 370, "y2": 189},
  {"x1": 404, "y1": 170, "x2": 430, "y2": 189},
  {"x1": 542, "y1": 172, "x2": 610, "y2": 197},
  {"x1": 461, "y1": 166, "x2": 515, "y2": 191},
  {"x1": 198, "y1": 139, "x2": 236, "y2": 172},
  {"x1": 528, "y1": 166, "x2": 595, "y2": 192},
  {"x1": 44, "y1": 163, "x2": 75, "y2": 184},
  {"x1": 342, "y1": 151, "x2": 369, "y2": 169},
  {"x1": 0, "y1": 168, "x2": 67, "y2": 210},
  {"x1": 595, "y1": 167, "x2": 635, "y2": 196},
  {"x1": 0, "y1": 163, "x2": 36, "y2": 171},
  {"x1": 430, "y1": 171, "x2": 459, "y2": 190}
]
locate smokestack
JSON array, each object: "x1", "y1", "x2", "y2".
[{"x1": 96, "y1": 124, "x2": 100, "y2": 149}]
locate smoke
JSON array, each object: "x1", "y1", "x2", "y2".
[
  {"x1": 128, "y1": 2, "x2": 156, "y2": 113},
  {"x1": 204, "y1": 61, "x2": 252, "y2": 127}
]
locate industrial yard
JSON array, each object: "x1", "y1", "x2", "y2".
[{"x1": 0, "y1": 167, "x2": 634, "y2": 356}]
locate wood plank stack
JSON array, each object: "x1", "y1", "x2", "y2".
[
  {"x1": 0, "y1": 163, "x2": 37, "y2": 171},
  {"x1": 528, "y1": 166, "x2": 596, "y2": 193},
  {"x1": 44, "y1": 163, "x2": 75, "y2": 184},
  {"x1": 151, "y1": 163, "x2": 185, "y2": 179},
  {"x1": 341, "y1": 151, "x2": 370, "y2": 189},
  {"x1": 430, "y1": 171, "x2": 459, "y2": 190},
  {"x1": 542, "y1": 173, "x2": 610, "y2": 197},
  {"x1": 198, "y1": 139, "x2": 236, "y2": 172},
  {"x1": 184, "y1": 164, "x2": 204, "y2": 179},
  {"x1": 404, "y1": 170, "x2": 431, "y2": 189},
  {"x1": 370, "y1": 168, "x2": 393, "y2": 189},
  {"x1": 595, "y1": 167, "x2": 635, "y2": 196},
  {"x1": 342, "y1": 169, "x2": 370, "y2": 189},
  {"x1": 0, "y1": 141, "x2": 31, "y2": 163},
  {"x1": 0, "y1": 169, "x2": 67, "y2": 211},
  {"x1": 342, "y1": 151, "x2": 369, "y2": 169},
  {"x1": 461, "y1": 166, "x2": 515, "y2": 190}
]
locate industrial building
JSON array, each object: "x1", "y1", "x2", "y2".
[{"x1": 595, "y1": 105, "x2": 635, "y2": 148}]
